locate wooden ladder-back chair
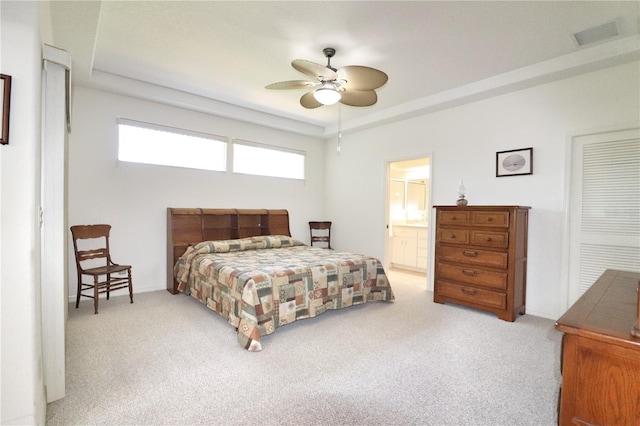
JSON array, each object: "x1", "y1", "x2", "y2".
[
  {"x1": 309, "y1": 221, "x2": 332, "y2": 249},
  {"x1": 70, "y1": 224, "x2": 133, "y2": 314}
]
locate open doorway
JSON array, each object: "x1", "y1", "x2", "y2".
[{"x1": 386, "y1": 156, "x2": 432, "y2": 285}]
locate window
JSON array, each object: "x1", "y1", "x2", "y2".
[
  {"x1": 233, "y1": 140, "x2": 305, "y2": 180},
  {"x1": 118, "y1": 119, "x2": 227, "y2": 171},
  {"x1": 117, "y1": 119, "x2": 304, "y2": 180}
]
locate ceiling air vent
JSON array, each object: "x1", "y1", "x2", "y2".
[{"x1": 573, "y1": 20, "x2": 620, "y2": 46}]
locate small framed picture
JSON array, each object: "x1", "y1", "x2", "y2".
[
  {"x1": 1, "y1": 74, "x2": 11, "y2": 145},
  {"x1": 496, "y1": 147, "x2": 533, "y2": 177}
]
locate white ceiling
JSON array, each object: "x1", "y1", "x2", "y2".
[{"x1": 49, "y1": 1, "x2": 640, "y2": 138}]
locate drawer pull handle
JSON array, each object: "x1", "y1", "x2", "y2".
[
  {"x1": 485, "y1": 237, "x2": 492, "y2": 242},
  {"x1": 461, "y1": 288, "x2": 477, "y2": 295},
  {"x1": 450, "y1": 234, "x2": 456, "y2": 239},
  {"x1": 463, "y1": 250, "x2": 478, "y2": 257},
  {"x1": 462, "y1": 269, "x2": 477, "y2": 276},
  {"x1": 487, "y1": 217, "x2": 493, "y2": 222}
]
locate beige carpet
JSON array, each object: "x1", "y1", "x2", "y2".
[{"x1": 46, "y1": 269, "x2": 562, "y2": 425}]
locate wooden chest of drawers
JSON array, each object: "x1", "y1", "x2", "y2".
[
  {"x1": 555, "y1": 270, "x2": 640, "y2": 425},
  {"x1": 433, "y1": 205, "x2": 530, "y2": 321}
]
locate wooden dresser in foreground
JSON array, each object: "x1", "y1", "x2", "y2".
[
  {"x1": 555, "y1": 269, "x2": 640, "y2": 426},
  {"x1": 433, "y1": 205, "x2": 530, "y2": 322}
]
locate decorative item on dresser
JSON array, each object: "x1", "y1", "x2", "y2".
[
  {"x1": 456, "y1": 180, "x2": 468, "y2": 206},
  {"x1": 433, "y1": 205, "x2": 530, "y2": 322},
  {"x1": 555, "y1": 269, "x2": 640, "y2": 426}
]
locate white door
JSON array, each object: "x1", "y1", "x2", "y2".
[
  {"x1": 41, "y1": 45, "x2": 71, "y2": 402},
  {"x1": 568, "y1": 128, "x2": 640, "y2": 305}
]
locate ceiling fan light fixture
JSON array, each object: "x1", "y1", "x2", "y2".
[
  {"x1": 313, "y1": 85, "x2": 341, "y2": 105},
  {"x1": 267, "y1": 48, "x2": 387, "y2": 109}
]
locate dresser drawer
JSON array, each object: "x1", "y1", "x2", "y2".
[
  {"x1": 436, "y1": 280, "x2": 507, "y2": 310},
  {"x1": 470, "y1": 231, "x2": 509, "y2": 248},
  {"x1": 437, "y1": 245, "x2": 508, "y2": 269},
  {"x1": 437, "y1": 262, "x2": 508, "y2": 290},
  {"x1": 437, "y1": 229, "x2": 469, "y2": 244},
  {"x1": 438, "y1": 210, "x2": 470, "y2": 226},
  {"x1": 471, "y1": 211, "x2": 509, "y2": 227}
]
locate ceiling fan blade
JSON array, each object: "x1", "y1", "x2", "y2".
[
  {"x1": 300, "y1": 91, "x2": 322, "y2": 109},
  {"x1": 265, "y1": 80, "x2": 318, "y2": 90},
  {"x1": 338, "y1": 66, "x2": 388, "y2": 90},
  {"x1": 339, "y1": 89, "x2": 378, "y2": 107},
  {"x1": 292, "y1": 59, "x2": 337, "y2": 81}
]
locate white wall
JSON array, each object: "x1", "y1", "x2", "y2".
[
  {"x1": 0, "y1": 2, "x2": 634, "y2": 421},
  {"x1": 324, "y1": 62, "x2": 640, "y2": 320},
  {"x1": 0, "y1": 1, "x2": 48, "y2": 424},
  {"x1": 67, "y1": 88, "x2": 326, "y2": 297}
]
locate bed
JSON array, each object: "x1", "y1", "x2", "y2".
[{"x1": 167, "y1": 208, "x2": 395, "y2": 351}]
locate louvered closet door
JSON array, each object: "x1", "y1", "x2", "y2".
[{"x1": 568, "y1": 128, "x2": 640, "y2": 305}]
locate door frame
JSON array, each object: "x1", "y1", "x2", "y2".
[
  {"x1": 562, "y1": 125, "x2": 640, "y2": 310},
  {"x1": 384, "y1": 153, "x2": 433, "y2": 289}
]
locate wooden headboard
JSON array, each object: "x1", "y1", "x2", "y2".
[{"x1": 166, "y1": 208, "x2": 291, "y2": 294}]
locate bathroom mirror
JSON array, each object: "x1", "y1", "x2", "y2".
[
  {"x1": 390, "y1": 180, "x2": 405, "y2": 210},
  {"x1": 407, "y1": 180, "x2": 426, "y2": 210}
]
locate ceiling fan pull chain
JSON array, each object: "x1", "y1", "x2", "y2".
[{"x1": 337, "y1": 105, "x2": 342, "y2": 155}]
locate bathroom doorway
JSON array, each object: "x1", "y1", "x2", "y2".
[{"x1": 386, "y1": 156, "x2": 432, "y2": 283}]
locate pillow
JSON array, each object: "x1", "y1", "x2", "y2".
[{"x1": 189, "y1": 235, "x2": 303, "y2": 254}]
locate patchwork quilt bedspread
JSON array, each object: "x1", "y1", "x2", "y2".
[{"x1": 174, "y1": 235, "x2": 394, "y2": 351}]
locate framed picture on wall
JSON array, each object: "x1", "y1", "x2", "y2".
[
  {"x1": 496, "y1": 147, "x2": 533, "y2": 177},
  {"x1": 1, "y1": 74, "x2": 11, "y2": 145}
]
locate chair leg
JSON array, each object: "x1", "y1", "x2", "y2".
[
  {"x1": 93, "y1": 275, "x2": 99, "y2": 314},
  {"x1": 128, "y1": 268, "x2": 133, "y2": 304},
  {"x1": 76, "y1": 273, "x2": 82, "y2": 309},
  {"x1": 106, "y1": 273, "x2": 111, "y2": 300}
]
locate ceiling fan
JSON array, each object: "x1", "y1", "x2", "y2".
[{"x1": 265, "y1": 47, "x2": 388, "y2": 109}]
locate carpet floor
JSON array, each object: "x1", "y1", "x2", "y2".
[{"x1": 46, "y1": 269, "x2": 562, "y2": 425}]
